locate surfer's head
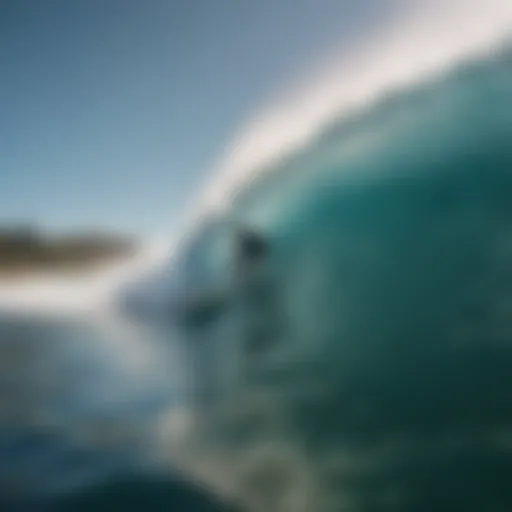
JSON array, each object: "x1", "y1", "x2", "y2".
[{"x1": 234, "y1": 228, "x2": 268, "y2": 267}]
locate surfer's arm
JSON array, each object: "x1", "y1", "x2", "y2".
[{"x1": 177, "y1": 283, "x2": 234, "y2": 326}]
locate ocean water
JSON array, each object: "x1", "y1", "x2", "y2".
[
  {"x1": 0, "y1": 316, "x2": 240, "y2": 511},
  {"x1": 152, "y1": 48, "x2": 512, "y2": 512},
  {"x1": 2, "y1": 48, "x2": 512, "y2": 511}
]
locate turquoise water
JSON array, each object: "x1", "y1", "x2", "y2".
[
  {"x1": 2, "y1": 48, "x2": 512, "y2": 511},
  {"x1": 162, "y1": 48, "x2": 512, "y2": 511}
]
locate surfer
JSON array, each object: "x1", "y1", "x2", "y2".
[
  {"x1": 230, "y1": 225, "x2": 281, "y2": 355},
  {"x1": 177, "y1": 225, "x2": 269, "y2": 327},
  {"x1": 180, "y1": 224, "x2": 271, "y2": 419},
  {"x1": 232, "y1": 226, "x2": 269, "y2": 288}
]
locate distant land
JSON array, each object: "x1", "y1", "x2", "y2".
[{"x1": 0, "y1": 225, "x2": 137, "y2": 278}]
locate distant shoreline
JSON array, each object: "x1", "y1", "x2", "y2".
[
  {"x1": 0, "y1": 255, "x2": 135, "y2": 283},
  {"x1": 0, "y1": 227, "x2": 138, "y2": 281}
]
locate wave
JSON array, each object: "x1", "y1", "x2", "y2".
[
  {"x1": 109, "y1": 0, "x2": 512, "y2": 333},
  {"x1": 150, "y1": 36, "x2": 512, "y2": 512},
  {"x1": 1, "y1": 4, "x2": 511, "y2": 510}
]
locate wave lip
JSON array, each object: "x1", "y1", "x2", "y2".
[{"x1": 194, "y1": 0, "x2": 512, "y2": 221}]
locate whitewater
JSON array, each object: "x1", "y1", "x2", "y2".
[{"x1": 0, "y1": 240, "x2": 171, "y2": 317}]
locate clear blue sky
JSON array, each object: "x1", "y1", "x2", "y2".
[{"x1": 0, "y1": 0, "x2": 396, "y2": 237}]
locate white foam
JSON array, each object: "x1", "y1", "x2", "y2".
[
  {"x1": 195, "y1": 0, "x2": 512, "y2": 219},
  {"x1": 0, "y1": 240, "x2": 171, "y2": 318}
]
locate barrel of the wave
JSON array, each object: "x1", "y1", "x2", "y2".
[
  {"x1": 111, "y1": 51, "x2": 512, "y2": 510},
  {"x1": 200, "y1": 51, "x2": 512, "y2": 511}
]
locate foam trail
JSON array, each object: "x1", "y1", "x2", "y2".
[
  {"x1": 0, "y1": 240, "x2": 171, "y2": 318},
  {"x1": 195, "y1": 0, "x2": 512, "y2": 219}
]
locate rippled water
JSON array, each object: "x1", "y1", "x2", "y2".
[{"x1": 0, "y1": 315, "x2": 242, "y2": 510}]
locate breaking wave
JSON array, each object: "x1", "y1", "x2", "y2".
[{"x1": 151, "y1": 45, "x2": 512, "y2": 512}]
